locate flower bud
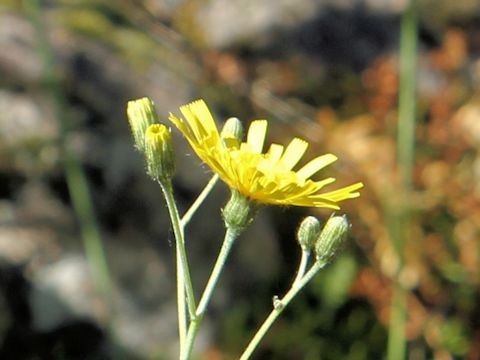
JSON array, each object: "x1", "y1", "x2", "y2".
[
  {"x1": 315, "y1": 215, "x2": 350, "y2": 264},
  {"x1": 221, "y1": 117, "x2": 243, "y2": 148},
  {"x1": 296, "y1": 216, "x2": 320, "y2": 252},
  {"x1": 127, "y1": 97, "x2": 159, "y2": 151},
  {"x1": 144, "y1": 124, "x2": 175, "y2": 182},
  {"x1": 222, "y1": 190, "x2": 257, "y2": 234}
]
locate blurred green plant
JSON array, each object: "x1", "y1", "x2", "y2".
[
  {"x1": 387, "y1": 0, "x2": 417, "y2": 359},
  {"x1": 23, "y1": 0, "x2": 112, "y2": 309}
]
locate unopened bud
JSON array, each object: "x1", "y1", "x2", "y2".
[
  {"x1": 221, "y1": 117, "x2": 243, "y2": 148},
  {"x1": 222, "y1": 190, "x2": 257, "y2": 234},
  {"x1": 144, "y1": 124, "x2": 175, "y2": 182},
  {"x1": 127, "y1": 97, "x2": 159, "y2": 151},
  {"x1": 297, "y1": 216, "x2": 320, "y2": 252},
  {"x1": 315, "y1": 215, "x2": 350, "y2": 264}
]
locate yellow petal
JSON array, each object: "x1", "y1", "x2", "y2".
[
  {"x1": 289, "y1": 178, "x2": 336, "y2": 199},
  {"x1": 296, "y1": 154, "x2": 337, "y2": 180},
  {"x1": 266, "y1": 143, "x2": 284, "y2": 162},
  {"x1": 293, "y1": 197, "x2": 340, "y2": 209},
  {"x1": 247, "y1": 120, "x2": 268, "y2": 154},
  {"x1": 280, "y1": 138, "x2": 308, "y2": 170},
  {"x1": 311, "y1": 182, "x2": 364, "y2": 202},
  {"x1": 180, "y1": 100, "x2": 220, "y2": 143},
  {"x1": 313, "y1": 177, "x2": 336, "y2": 189},
  {"x1": 169, "y1": 113, "x2": 195, "y2": 143}
]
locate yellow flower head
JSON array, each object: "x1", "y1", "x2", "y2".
[{"x1": 169, "y1": 100, "x2": 363, "y2": 209}]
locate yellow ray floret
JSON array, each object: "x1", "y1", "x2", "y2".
[{"x1": 169, "y1": 100, "x2": 363, "y2": 209}]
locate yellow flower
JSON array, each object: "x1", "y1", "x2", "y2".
[{"x1": 169, "y1": 100, "x2": 363, "y2": 209}]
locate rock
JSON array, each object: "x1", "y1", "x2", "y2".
[
  {"x1": 0, "y1": 13, "x2": 44, "y2": 83},
  {"x1": 195, "y1": 0, "x2": 406, "y2": 50},
  {"x1": 0, "y1": 90, "x2": 59, "y2": 175},
  {"x1": 30, "y1": 256, "x2": 104, "y2": 330},
  {"x1": 196, "y1": 0, "x2": 320, "y2": 48}
]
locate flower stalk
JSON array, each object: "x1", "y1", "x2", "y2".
[
  {"x1": 181, "y1": 174, "x2": 219, "y2": 227},
  {"x1": 240, "y1": 214, "x2": 350, "y2": 359},
  {"x1": 160, "y1": 181, "x2": 197, "y2": 351},
  {"x1": 240, "y1": 260, "x2": 328, "y2": 360},
  {"x1": 183, "y1": 191, "x2": 257, "y2": 358},
  {"x1": 182, "y1": 227, "x2": 239, "y2": 359}
]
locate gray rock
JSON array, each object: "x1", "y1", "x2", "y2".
[
  {"x1": 30, "y1": 256, "x2": 103, "y2": 331},
  {"x1": 198, "y1": 0, "x2": 320, "y2": 48}
]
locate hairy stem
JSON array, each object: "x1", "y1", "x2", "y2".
[
  {"x1": 182, "y1": 227, "x2": 239, "y2": 359},
  {"x1": 240, "y1": 260, "x2": 327, "y2": 360}
]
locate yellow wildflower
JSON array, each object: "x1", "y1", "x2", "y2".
[{"x1": 169, "y1": 100, "x2": 363, "y2": 209}]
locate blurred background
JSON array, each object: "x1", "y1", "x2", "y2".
[{"x1": 1, "y1": 0, "x2": 479, "y2": 359}]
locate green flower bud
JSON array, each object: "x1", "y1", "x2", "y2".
[
  {"x1": 127, "y1": 97, "x2": 159, "y2": 151},
  {"x1": 315, "y1": 215, "x2": 350, "y2": 264},
  {"x1": 144, "y1": 124, "x2": 175, "y2": 182},
  {"x1": 297, "y1": 216, "x2": 321, "y2": 252},
  {"x1": 222, "y1": 190, "x2": 257, "y2": 234},
  {"x1": 221, "y1": 117, "x2": 243, "y2": 148}
]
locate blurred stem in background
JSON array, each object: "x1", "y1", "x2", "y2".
[
  {"x1": 387, "y1": 0, "x2": 417, "y2": 359},
  {"x1": 23, "y1": 0, "x2": 112, "y2": 301}
]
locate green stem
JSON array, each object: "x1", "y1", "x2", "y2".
[
  {"x1": 181, "y1": 174, "x2": 219, "y2": 227},
  {"x1": 292, "y1": 250, "x2": 310, "y2": 287},
  {"x1": 240, "y1": 260, "x2": 327, "y2": 360},
  {"x1": 388, "y1": 282, "x2": 407, "y2": 360},
  {"x1": 388, "y1": 0, "x2": 417, "y2": 359},
  {"x1": 160, "y1": 181, "x2": 197, "y2": 352},
  {"x1": 177, "y1": 249, "x2": 187, "y2": 351},
  {"x1": 182, "y1": 227, "x2": 239, "y2": 360},
  {"x1": 23, "y1": 0, "x2": 111, "y2": 297},
  {"x1": 65, "y1": 150, "x2": 112, "y2": 295},
  {"x1": 397, "y1": 0, "x2": 417, "y2": 189}
]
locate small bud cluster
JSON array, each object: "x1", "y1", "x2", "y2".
[
  {"x1": 297, "y1": 215, "x2": 350, "y2": 264},
  {"x1": 296, "y1": 216, "x2": 320, "y2": 252},
  {"x1": 315, "y1": 215, "x2": 350, "y2": 263},
  {"x1": 127, "y1": 97, "x2": 175, "y2": 182},
  {"x1": 221, "y1": 117, "x2": 243, "y2": 148},
  {"x1": 222, "y1": 190, "x2": 257, "y2": 234}
]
